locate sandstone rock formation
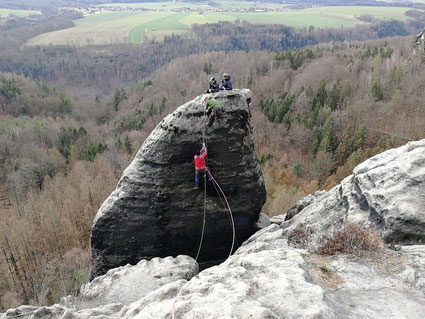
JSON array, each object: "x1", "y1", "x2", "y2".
[
  {"x1": 125, "y1": 226, "x2": 425, "y2": 319},
  {"x1": 281, "y1": 139, "x2": 425, "y2": 246},
  {"x1": 68, "y1": 255, "x2": 197, "y2": 310},
  {"x1": 91, "y1": 89, "x2": 266, "y2": 275}
]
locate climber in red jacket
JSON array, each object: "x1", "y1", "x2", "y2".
[{"x1": 194, "y1": 143, "x2": 211, "y2": 189}]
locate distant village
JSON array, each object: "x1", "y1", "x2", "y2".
[
  {"x1": 0, "y1": 1, "x2": 322, "y2": 21},
  {"x1": 72, "y1": 4, "x2": 313, "y2": 16},
  {"x1": 0, "y1": 2, "x2": 318, "y2": 20}
]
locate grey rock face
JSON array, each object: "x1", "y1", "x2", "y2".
[
  {"x1": 255, "y1": 212, "x2": 271, "y2": 230},
  {"x1": 282, "y1": 139, "x2": 425, "y2": 245},
  {"x1": 91, "y1": 89, "x2": 266, "y2": 275},
  {"x1": 68, "y1": 255, "x2": 197, "y2": 310},
  {"x1": 135, "y1": 226, "x2": 425, "y2": 319},
  {"x1": 284, "y1": 193, "x2": 315, "y2": 221}
]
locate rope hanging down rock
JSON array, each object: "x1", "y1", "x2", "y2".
[{"x1": 171, "y1": 99, "x2": 236, "y2": 319}]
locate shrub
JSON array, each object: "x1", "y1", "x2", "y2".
[
  {"x1": 370, "y1": 79, "x2": 383, "y2": 101},
  {"x1": 287, "y1": 223, "x2": 316, "y2": 249},
  {"x1": 259, "y1": 152, "x2": 273, "y2": 165},
  {"x1": 316, "y1": 223, "x2": 382, "y2": 256},
  {"x1": 293, "y1": 160, "x2": 303, "y2": 177},
  {"x1": 0, "y1": 77, "x2": 21, "y2": 100},
  {"x1": 59, "y1": 92, "x2": 72, "y2": 113},
  {"x1": 113, "y1": 88, "x2": 127, "y2": 111},
  {"x1": 308, "y1": 150, "x2": 335, "y2": 183}
]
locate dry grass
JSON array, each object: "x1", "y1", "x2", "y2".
[
  {"x1": 302, "y1": 225, "x2": 405, "y2": 291},
  {"x1": 316, "y1": 223, "x2": 383, "y2": 256},
  {"x1": 287, "y1": 222, "x2": 383, "y2": 257},
  {"x1": 305, "y1": 248, "x2": 408, "y2": 290},
  {"x1": 370, "y1": 249, "x2": 410, "y2": 279},
  {"x1": 287, "y1": 223, "x2": 316, "y2": 249}
]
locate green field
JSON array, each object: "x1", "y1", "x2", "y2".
[
  {"x1": 98, "y1": 1, "x2": 208, "y2": 10},
  {"x1": 0, "y1": 8, "x2": 40, "y2": 16},
  {"x1": 27, "y1": 11, "x2": 160, "y2": 46},
  {"x1": 228, "y1": 6, "x2": 410, "y2": 28},
  {"x1": 97, "y1": 1, "x2": 285, "y2": 10},
  {"x1": 26, "y1": 5, "x2": 412, "y2": 46}
]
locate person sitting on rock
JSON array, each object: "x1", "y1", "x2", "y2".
[
  {"x1": 219, "y1": 72, "x2": 232, "y2": 91},
  {"x1": 206, "y1": 77, "x2": 220, "y2": 93},
  {"x1": 194, "y1": 143, "x2": 211, "y2": 189},
  {"x1": 204, "y1": 96, "x2": 221, "y2": 127}
]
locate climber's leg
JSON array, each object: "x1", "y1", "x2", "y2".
[
  {"x1": 194, "y1": 170, "x2": 199, "y2": 189},
  {"x1": 207, "y1": 110, "x2": 216, "y2": 127}
]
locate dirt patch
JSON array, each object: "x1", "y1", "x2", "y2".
[
  {"x1": 370, "y1": 249, "x2": 410, "y2": 279},
  {"x1": 305, "y1": 255, "x2": 345, "y2": 290}
]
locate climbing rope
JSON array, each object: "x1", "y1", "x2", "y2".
[
  {"x1": 171, "y1": 172, "x2": 235, "y2": 318},
  {"x1": 196, "y1": 107, "x2": 208, "y2": 262},
  {"x1": 194, "y1": 115, "x2": 208, "y2": 262},
  {"x1": 171, "y1": 190, "x2": 205, "y2": 319},
  {"x1": 171, "y1": 104, "x2": 209, "y2": 319},
  {"x1": 206, "y1": 168, "x2": 236, "y2": 258},
  {"x1": 171, "y1": 100, "x2": 236, "y2": 318},
  {"x1": 209, "y1": 174, "x2": 240, "y2": 250}
]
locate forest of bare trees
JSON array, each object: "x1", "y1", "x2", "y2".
[
  {"x1": 1, "y1": 10, "x2": 423, "y2": 97},
  {"x1": 1, "y1": 7, "x2": 425, "y2": 311}
]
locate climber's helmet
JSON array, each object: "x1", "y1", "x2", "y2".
[
  {"x1": 196, "y1": 150, "x2": 201, "y2": 156},
  {"x1": 210, "y1": 77, "x2": 216, "y2": 83},
  {"x1": 223, "y1": 72, "x2": 230, "y2": 80}
]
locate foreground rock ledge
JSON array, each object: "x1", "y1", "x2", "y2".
[
  {"x1": 3, "y1": 227, "x2": 425, "y2": 319},
  {"x1": 282, "y1": 139, "x2": 425, "y2": 246},
  {"x1": 91, "y1": 89, "x2": 266, "y2": 276}
]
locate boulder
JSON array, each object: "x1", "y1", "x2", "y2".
[
  {"x1": 91, "y1": 89, "x2": 266, "y2": 275},
  {"x1": 282, "y1": 139, "x2": 425, "y2": 246},
  {"x1": 66, "y1": 255, "x2": 197, "y2": 310}
]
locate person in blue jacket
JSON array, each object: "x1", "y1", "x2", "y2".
[
  {"x1": 219, "y1": 73, "x2": 232, "y2": 90},
  {"x1": 206, "y1": 77, "x2": 220, "y2": 93}
]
